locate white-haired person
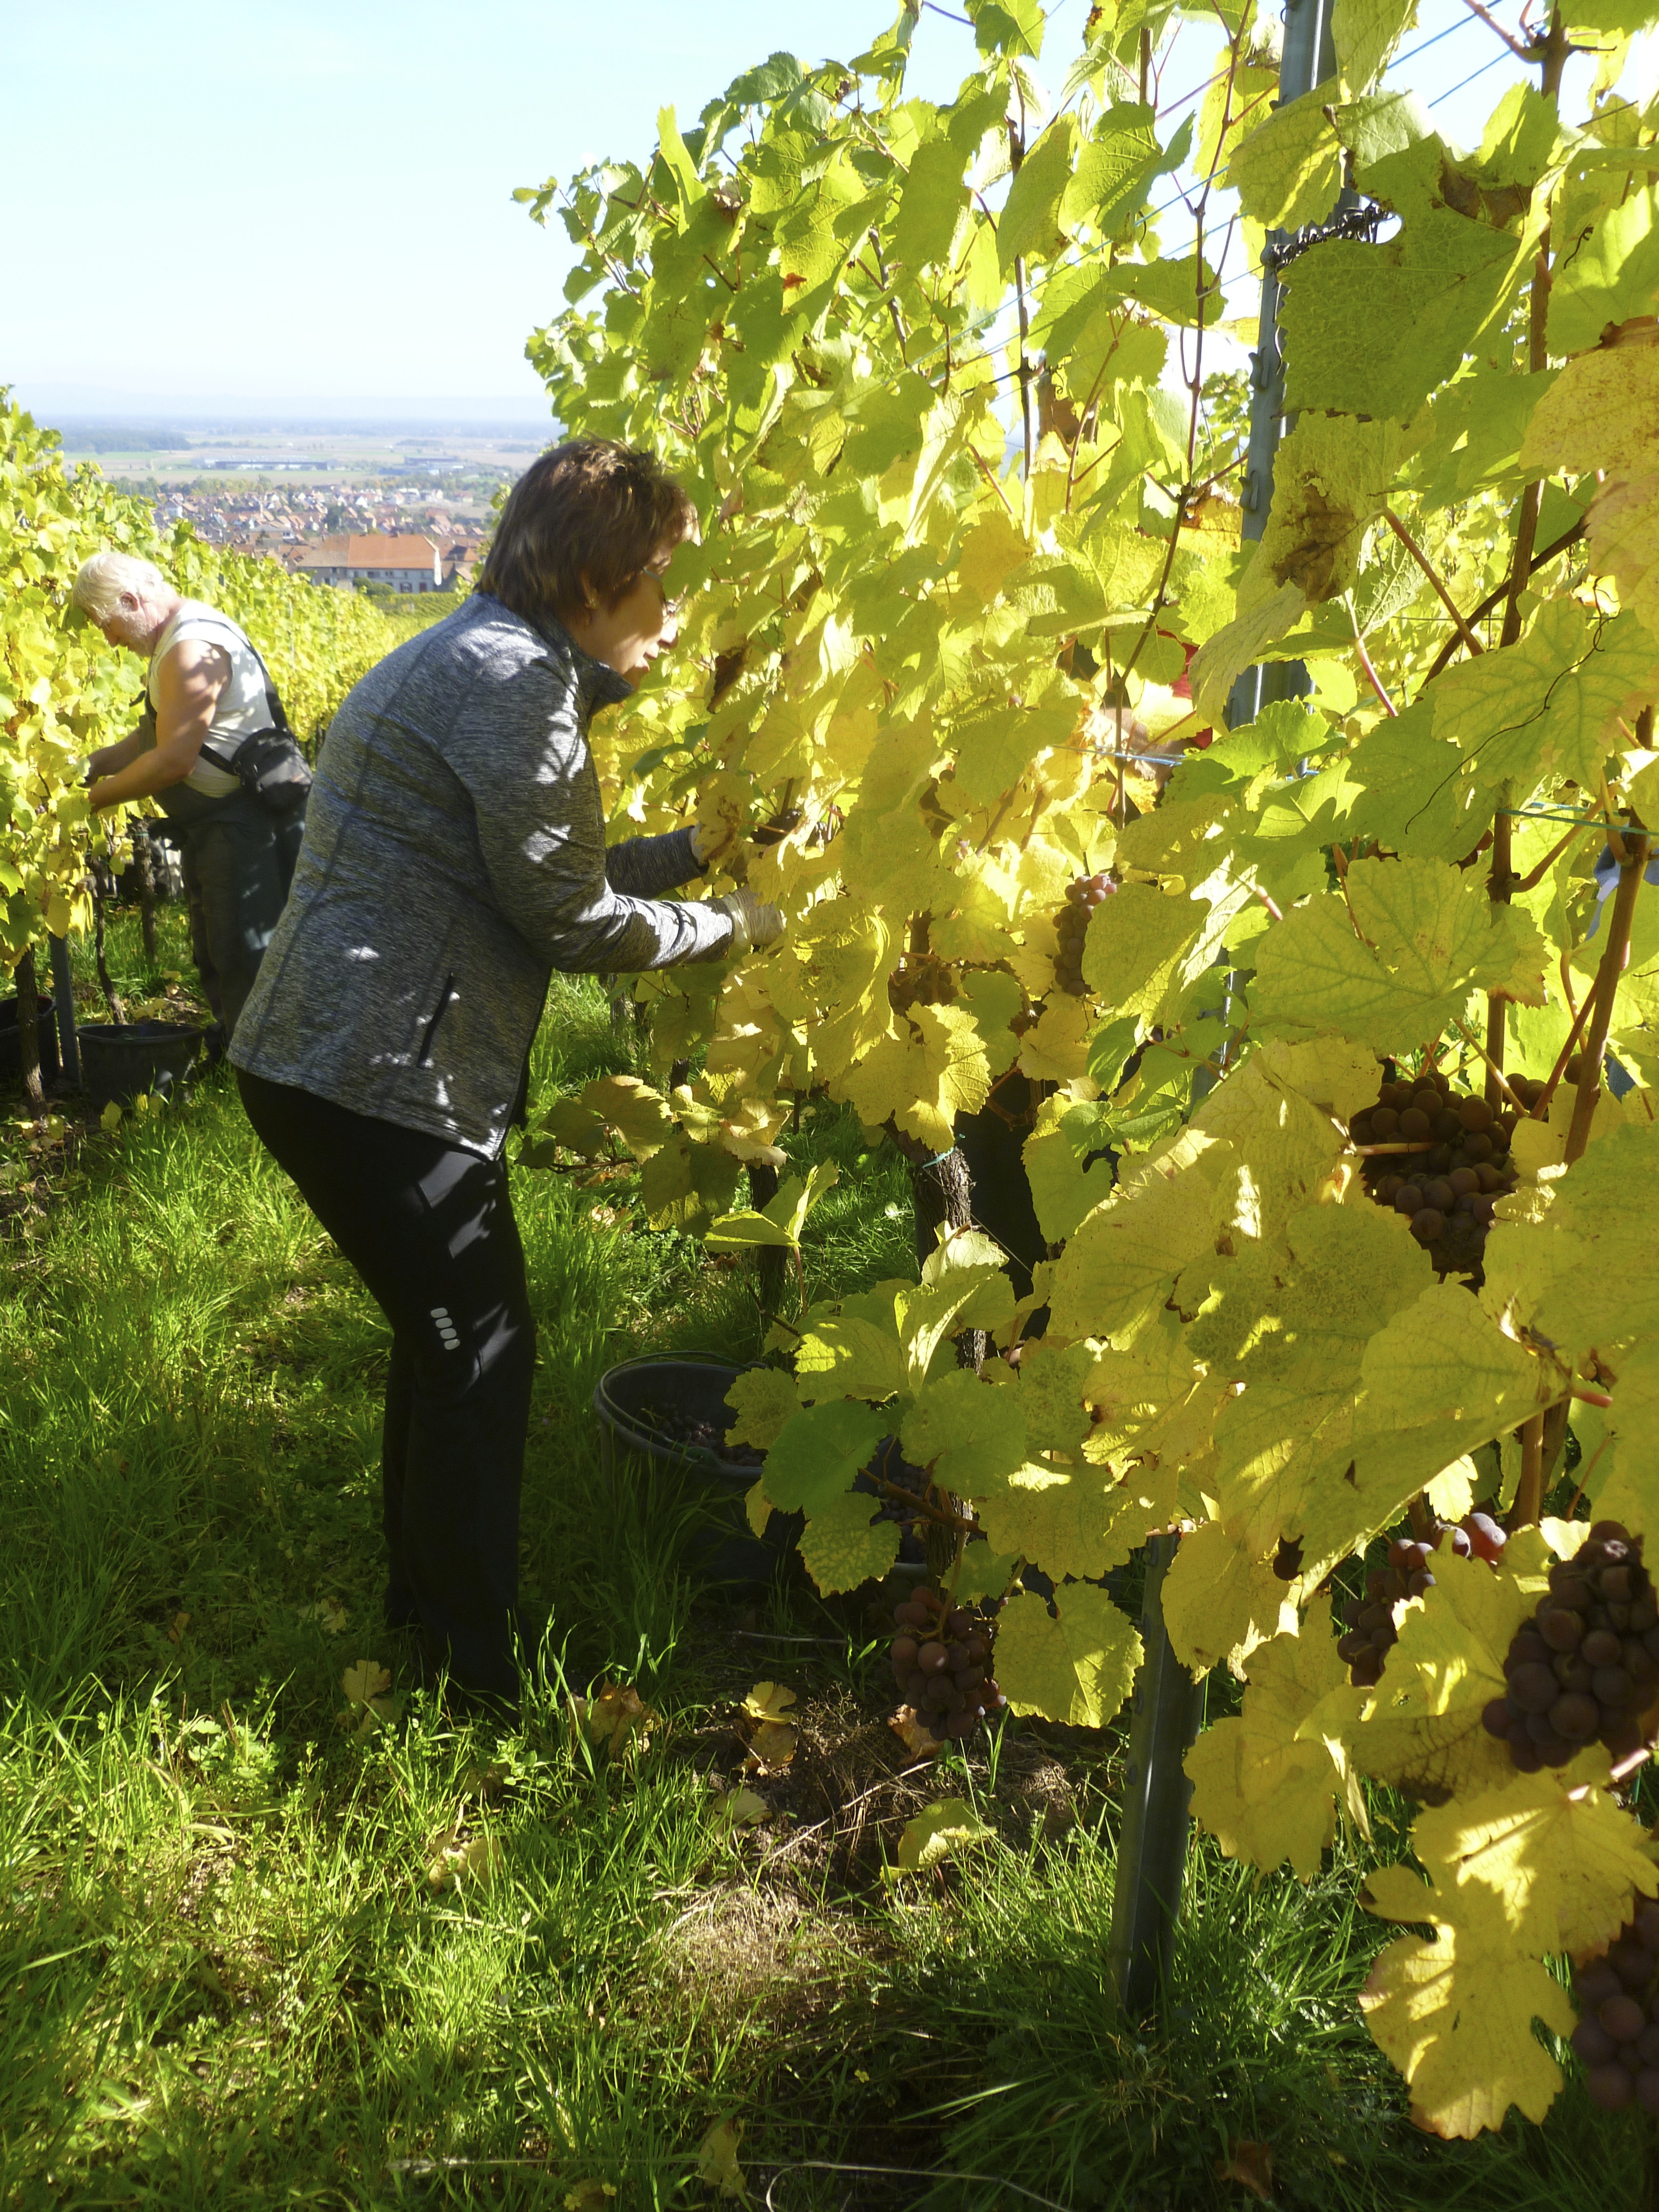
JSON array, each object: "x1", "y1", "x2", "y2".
[{"x1": 72, "y1": 550, "x2": 307, "y2": 1043}]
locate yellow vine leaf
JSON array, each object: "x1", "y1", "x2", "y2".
[
  {"x1": 1048, "y1": 1127, "x2": 1231, "y2": 1346},
  {"x1": 742, "y1": 1478, "x2": 774, "y2": 1538},
  {"x1": 1519, "y1": 343, "x2": 1659, "y2": 479},
  {"x1": 995, "y1": 1583, "x2": 1143, "y2": 1727},
  {"x1": 793, "y1": 1282, "x2": 912, "y2": 1405},
  {"x1": 893, "y1": 1796, "x2": 997, "y2": 1873},
  {"x1": 798, "y1": 1490, "x2": 900, "y2": 1593},
  {"x1": 837, "y1": 1003, "x2": 993, "y2": 1152},
  {"x1": 741, "y1": 1682, "x2": 796, "y2": 1723},
  {"x1": 976, "y1": 1461, "x2": 1151, "y2": 1582},
  {"x1": 1079, "y1": 879, "x2": 1203, "y2": 1018},
  {"x1": 1573, "y1": 1336, "x2": 1659, "y2": 1530},
  {"x1": 1186, "y1": 1619, "x2": 1359, "y2": 1878},
  {"x1": 724, "y1": 1368, "x2": 801, "y2": 1453},
  {"x1": 1012, "y1": 1337, "x2": 1095, "y2": 1458},
  {"x1": 1163, "y1": 1515, "x2": 1296, "y2": 1674},
  {"x1": 1358, "y1": 1862, "x2": 1573, "y2": 2138},
  {"x1": 1333, "y1": 1550, "x2": 1535, "y2": 1802},
  {"x1": 1017, "y1": 990, "x2": 1093, "y2": 1081},
  {"x1": 901, "y1": 1368, "x2": 1027, "y2": 1494},
  {"x1": 579, "y1": 1075, "x2": 679, "y2": 1159},
  {"x1": 1410, "y1": 1770, "x2": 1658, "y2": 1958},
  {"x1": 1430, "y1": 599, "x2": 1659, "y2": 794},
  {"x1": 581, "y1": 1682, "x2": 656, "y2": 1760},
  {"x1": 1252, "y1": 856, "x2": 1547, "y2": 1048},
  {"x1": 713, "y1": 1785, "x2": 769, "y2": 1826},
  {"x1": 1482, "y1": 1120, "x2": 1659, "y2": 1371},
  {"x1": 1255, "y1": 413, "x2": 1407, "y2": 605}
]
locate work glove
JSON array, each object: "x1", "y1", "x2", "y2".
[
  {"x1": 709, "y1": 888, "x2": 785, "y2": 953},
  {"x1": 689, "y1": 819, "x2": 735, "y2": 868}
]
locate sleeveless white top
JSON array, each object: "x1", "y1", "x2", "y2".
[{"x1": 147, "y1": 601, "x2": 272, "y2": 797}]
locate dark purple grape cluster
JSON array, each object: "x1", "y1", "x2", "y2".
[
  {"x1": 1482, "y1": 1523, "x2": 1658, "y2": 1772},
  {"x1": 1348, "y1": 1066, "x2": 1525, "y2": 1279},
  {"x1": 1337, "y1": 1515, "x2": 1507, "y2": 1687},
  {"x1": 890, "y1": 1589, "x2": 1006, "y2": 1742},
  {"x1": 1054, "y1": 874, "x2": 1114, "y2": 996},
  {"x1": 1572, "y1": 1899, "x2": 1659, "y2": 2111}
]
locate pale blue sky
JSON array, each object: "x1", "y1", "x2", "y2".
[
  {"x1": 7, "y1": 0, "x2": 998, "y2": 415},
  {"x1": 6, "y1": 0, "x2": 1575, "y2": 422}
]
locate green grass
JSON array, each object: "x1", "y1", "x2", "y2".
[{"x1": 0, "y1": 907, "x2": 1653, "y2": 2208}]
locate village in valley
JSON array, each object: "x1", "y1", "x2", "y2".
[{"x1": 51, "y1": 419, "x2": 542, "y2": 596}]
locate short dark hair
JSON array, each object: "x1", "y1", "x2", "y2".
[{"x1": 476, "y1": 438, "x2": 695, "y2": 626}]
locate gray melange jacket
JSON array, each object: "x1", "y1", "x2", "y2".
[{"x1": 230, "y1": 592, "x2": 732, "y2": 1157}]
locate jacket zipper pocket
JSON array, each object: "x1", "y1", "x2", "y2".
[{"x1": 415, "y1": 972, "x2": 455, "y2": 1067}]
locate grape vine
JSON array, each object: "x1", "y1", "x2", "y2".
[{"x1": 523, "y1": 0, "x2": 1659, "y2": 2139}]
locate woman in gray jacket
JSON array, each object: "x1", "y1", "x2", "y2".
[{"x1": 232, "y1": 439, "x2": 780, "y2": 1704}]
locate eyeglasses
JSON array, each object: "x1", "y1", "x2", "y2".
[{"x1": 641, "y1": 562, "x2": 683, "y2": 619}]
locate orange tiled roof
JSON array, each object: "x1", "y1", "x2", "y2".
[{"x1": 295, "y1": 534, "x2": 438, "y2": 570}]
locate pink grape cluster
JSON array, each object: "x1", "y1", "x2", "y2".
[
  {"x1": 890, "y1": 1589, "x2": 1006, "y2": 1742},
  {"x1": 1482, "y1": 1522, "x2": 1657, "y2": 1772},
  {"x1": 1054, "y1": 874, "x2": 1114, "y2": 997},
  {"x1": 1336, "y1": 1515, "x2": 1507, "y2": 1688},
  {"x1": 1573, "y1": 1900, "x2": 1659, "y2": 2111}
]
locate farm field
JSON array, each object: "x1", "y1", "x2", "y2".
[{"x1": 0, "y1": 910, "x2": 1643, "y2": 2211}]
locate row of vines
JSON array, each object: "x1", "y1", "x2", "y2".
[
  {"x1": 517, "y1": 0, "x2": 1659, "y2": 2140},
  {"x1": 0, "y1": 391, "x2": 397, "y2": 968}
]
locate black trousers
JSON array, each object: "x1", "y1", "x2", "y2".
[
  {"x1": 237, "y1": 1070, "x2": 534, "y2": 1695},
  {"x1": 159, "y1": 785, "x2": 305, "y2": 1037}
]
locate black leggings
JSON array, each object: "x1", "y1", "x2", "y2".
[{"x1": 237, "y1": 1070, "x2": 534, "y2": 1695}]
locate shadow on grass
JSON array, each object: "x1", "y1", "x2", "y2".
[{"x1": 0, "y1": 944, "x2": 1648, "y2": 2208}]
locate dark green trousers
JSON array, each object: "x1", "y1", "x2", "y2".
[{"x1": 157, "y1": 783, "x2": 305, "y2": 1038}]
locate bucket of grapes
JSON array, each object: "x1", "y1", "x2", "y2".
[{"x1": 592, "y1": 1353, "x2": 800, "y2": 1583}]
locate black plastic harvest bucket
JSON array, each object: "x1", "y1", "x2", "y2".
[
  {"x1": 77, "y1": 1020, "x2": 208, "y2": 1110},
  {"x1": 592, "y1": 1353, "x2": 802, "y2": 1584}
]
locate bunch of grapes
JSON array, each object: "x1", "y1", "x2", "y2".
[
  {"x1": 1482, "y1": 1522, "x2": 1658, "y2": 1772},
  {"x1": 889, "y1": 1589, "x2": 1007, "y2": 1742},
  {"x1": 1347, "y1": 1066, "x2": 1527, "y2": 1280},
  {"x1": 1572, "y1": 1900, "x2": 1659, "y2": 2111},
  {"x1": 1336, "y1": 1515, "x2": 1507, "y2": 1687},
  {"x1": 1054, "y1": 874, "x2": 1115, "y2": 996}
]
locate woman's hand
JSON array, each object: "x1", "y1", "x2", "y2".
[
  {"x1": 690, "y1": 819, "x2": 739, "y2": 871},
  {"x1": 709, "y1": 888, "x2": 784, "y2": 952}
]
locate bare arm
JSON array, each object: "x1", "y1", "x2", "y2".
[
  {"x1": 86, "y1": 721, "x2": 154, "y2": 781},
  {"x1": 89, "y1": 640, "x2": 229, "y2": 811}
]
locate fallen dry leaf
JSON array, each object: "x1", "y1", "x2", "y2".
[
  {"x1": 713, "y1": 1785, "x2": 769, "y2": 1826},
  {"x1": 889, "y1": 1706, "x2": 940, "y2": 1759},
  {"x1": 563, "y1": 2184, "x2": 618, "y2": 2212},
  {"x1": 696, "y1": 2115, "x2": 748, "y2": 2199},
  {"x1": 342, "y1": 1659, "x2": 396, "y2": 1737},
  {"x1": 1216, "y1": 2139, "x2": 1275, "y2": 2200},
  {"x1": 744, "y1": 1719, "x2": 798, "y2": 1772},
  {"x1": 578, "y1": 1682, "x2": 655, "y2": 1759},
  {"x1": 301, "y1": 1597, "x2": 348, "y2": 1635},
  {"x1": 741, "y1": 1680, "x2": 797, "y2": 1722},
  {"x1": 892, "y1": 1797, "x2": 995, "y2": 1875},
  {"x1": 426, "y1": 1832, "x2": 503, "y2": 1891}
]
